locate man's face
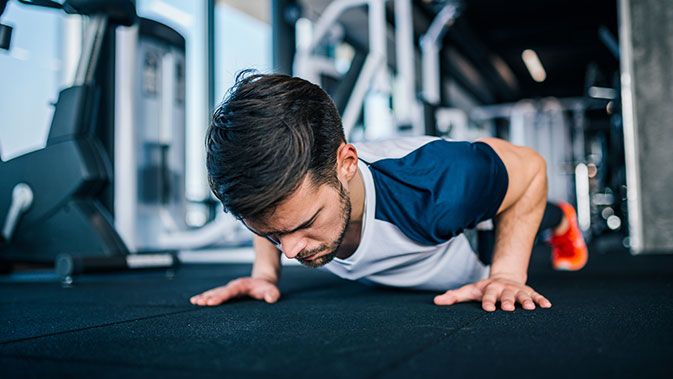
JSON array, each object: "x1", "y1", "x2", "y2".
[{"x1": 244, "y1": 175, "x2": 352, "y2": 268}]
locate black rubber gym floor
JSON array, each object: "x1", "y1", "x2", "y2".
[{"x1": 1, "y1": 245, "x2": 672, "y2": 378}]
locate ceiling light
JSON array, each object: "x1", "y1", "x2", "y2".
[{"x1": 521, "y1": 49, "x2": 546, "y2": 82}]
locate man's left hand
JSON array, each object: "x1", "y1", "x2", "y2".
[{"x1": 433, "y1": 276, "x2": 552, "y2": 312}]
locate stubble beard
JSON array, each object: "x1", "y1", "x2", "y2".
[{"x1": 296, "y1": 184, "x2": 352, "y2": 268}]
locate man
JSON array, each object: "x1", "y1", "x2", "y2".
[{"x1": 190, "y1": 73, "x2": 588, "y2": 312}]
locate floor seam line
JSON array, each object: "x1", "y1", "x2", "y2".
[
  {"x1": 0, "y1": 301, "x2": 195, "y2": 307},
  {"x1": 365, "y1": 312, "x2": 488, "y2": 379},
  {"x1": 0, "y1": 308, "x2": 206, "y2": 345}
]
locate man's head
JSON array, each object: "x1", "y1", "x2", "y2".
[{"x1": 206, "y1": 72, "x2": 355, "y2": 267}]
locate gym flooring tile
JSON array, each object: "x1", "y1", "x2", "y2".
[{"x1": 1, "y1": 247, "x2": 672, "y2": 378}]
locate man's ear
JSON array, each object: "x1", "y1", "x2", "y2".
[{"x1": 336, "y1": 143, "x2": 359, "y2": 181}]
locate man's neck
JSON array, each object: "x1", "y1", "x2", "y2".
[{"x1": 336, "y1": 167, "x2": 365, "y2": 259}]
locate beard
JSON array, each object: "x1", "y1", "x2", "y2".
[{"x1": 296, "y1": 182, "x2": 352, "y2": 268}]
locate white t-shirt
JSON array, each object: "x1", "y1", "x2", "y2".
[{"x1": 320, "y1": 136, "x2": 509, "y2": 291}]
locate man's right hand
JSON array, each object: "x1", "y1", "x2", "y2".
[{"x1": 190, "y1": 277, "x2": 280, "y2": 306}]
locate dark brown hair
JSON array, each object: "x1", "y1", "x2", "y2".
[{"x1": 206, "y1": 71, "x2": 346, "y2": 221}]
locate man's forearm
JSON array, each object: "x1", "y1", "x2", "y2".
[
  {"x1": 489, "y1": 162, "x2": 548, "y2": 283},
  {"x1": 251, "y1": 236, "x2": 282, "y2": 283},
  {"x1": 435, "y1": 140, "x2": 552, "y2": 311}
]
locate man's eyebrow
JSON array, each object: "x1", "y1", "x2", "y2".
[{"x1": 267, "y1": 206, "x2": 323, "y2": 235}]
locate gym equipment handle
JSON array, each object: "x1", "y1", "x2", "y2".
[{"x1": 2, "y1": 183, "x2": 34, "y2": 242}]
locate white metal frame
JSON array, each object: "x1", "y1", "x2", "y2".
[
  {"x1": 114, "y1": 23, "x2": 140, "y2": 251},
  {"x1": 394, "y1": 0, "x2": 424, "y2": 135},
  {"x1": 293, "y1": 0, "x2": 391, "y2": 139},
  {"x1": 420, "y1": 3, "x2": 458, "y2": 105},
  {"x1": 618, "y1": 0, "x2": 643, "y2": 253},
  {"x1": 115, "y1": 22, "x2": 247, "y2": 252}
]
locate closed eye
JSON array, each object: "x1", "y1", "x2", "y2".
[{"x1": 267, "y1": 207, "x2": 323, "y2": 238}]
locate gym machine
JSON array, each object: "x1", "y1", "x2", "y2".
[
  {"x1": 114, "y1": 17, "x2": 188, "y2": 252},
  {"x1": 294, "y1": 0, "x2": 486, "y2": 142},
  {"x1": 294, "y1": 0, "x2": 395, "y2": 141},
  {"x1": 0, "y1": 0, "x2": 183, "y2": 279}
]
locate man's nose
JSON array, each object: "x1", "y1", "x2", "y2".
[{"x1": 279, "y1": 234, "x2": 307, "y2": 259}]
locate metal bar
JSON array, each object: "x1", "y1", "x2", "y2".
[
  {"x1": 74, "y1": 15, "x2": 108, "y2": 86},
  {"x1": 575, "y1": 163, "x2": 591, "y2": 231},
  {"x1": 394, "y1": 0, "x2": 421, "y2": 134},
  {"x1": 470, "y1": 97, "x2": 608, "y2": 121},
  {"x1": 424, "y1": 4, "x2": 457, "y2": 44},
  {"x1": 618, "y1": 0, "x2": 643, "y2": 253},
  {"x1": 294, "y1": 0, "x2": 391, "y2": 138},
  {"x1": 114, "y1": 23, "x2": 139, "y2": 251},
  {"x1": 160, "y1": 53, "x2": 175, "y2": 146},
  {"x1": 306, "y1": 0, "x2": 368, "y2": 54},
  {"x1": 421, "y1": 42, "x2": 440, "y2": 104},
  {"x1": 341, "y1": 52, "x2": 384, "y2": 138},
  {"x1": 368, "y1": 0, "x2": 388, "y2": 92},
  {"x1": 294, "y1": 0, "x2": 368, "y2": 84},
  {"x1": 207, "y1": 0, "x2": 215, "y2": 112},
  {"x1": 420, "y1": 4, "x2": 457, "y2": 104}
]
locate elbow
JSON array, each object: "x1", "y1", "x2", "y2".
[
  {"x1": 535, "y1": 150, "x2": 547, "y2": 180},
  {"x1": 533, "y1": 150, "x2": 548, "y2": 200},
  {"x1": 521, "y1": 146, "x2": 547, "y2": 200},
  {"x1": 523, "y1": 146, "x2": 546, "y2": 178}
]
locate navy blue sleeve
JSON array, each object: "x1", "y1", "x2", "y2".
[{"x1": 368, "y1": 140, "x2": 509, "y2": 245}]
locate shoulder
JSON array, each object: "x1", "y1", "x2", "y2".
[
  {"x1": 362, "y1": 138, "x2": 501, "y2": 178},
  {"x1": 353, "y1": 136, "x2": 441, "y2": 163},
  {"x1": 361, "y1": 138, "x2": 508, "y2": 245}
]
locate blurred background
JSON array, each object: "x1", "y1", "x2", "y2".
[{"x1": 0, "y1": 0, "x2": 671, "y2": 271}]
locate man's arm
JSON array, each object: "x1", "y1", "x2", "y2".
[
  {"x1": 251, "y1": 235, "x2": 283, "y2": 283},
  {"x1": 484, "y1": 137, "x2": 546, "y2": 283},
  {"x1": 434, "y1": 138, "x2": 552, "y2": 311},
  {"x1": 190, "y1": 236, "x2": 282, "y2": 306}
]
